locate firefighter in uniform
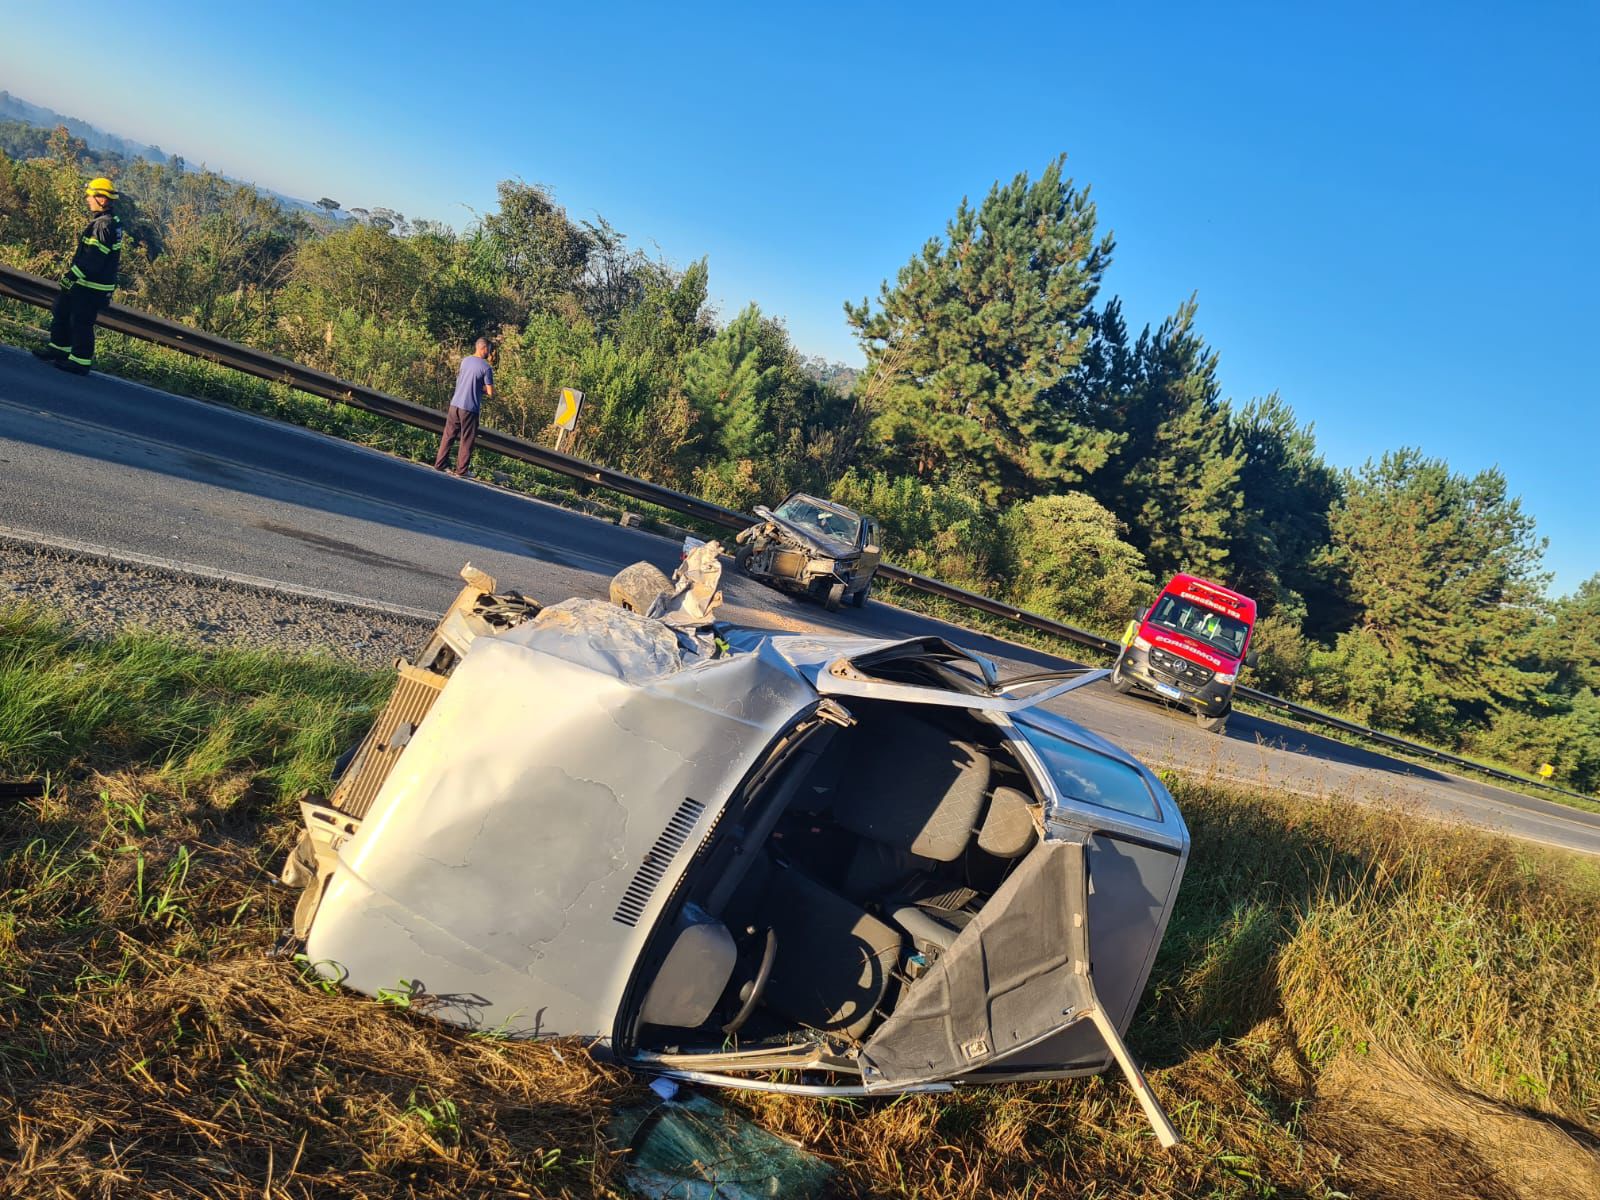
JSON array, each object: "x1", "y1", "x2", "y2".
[{"x1": 33, "y1": 177, "x2": 124, "y2": 375}]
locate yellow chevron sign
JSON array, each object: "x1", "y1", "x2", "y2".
[{"x1": 554, "y1": 387, "x2": 584, "y2": 430}]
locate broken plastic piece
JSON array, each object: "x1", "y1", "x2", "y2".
[{"x1": 649, "y1": 1076, "x2": 679, "y2": 1103}]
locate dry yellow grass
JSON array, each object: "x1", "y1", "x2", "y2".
[{"x1": 1, "y1": 606, "x2": 1596, "y2": 1197}]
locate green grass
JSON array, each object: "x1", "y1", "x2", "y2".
[
  {"x1": 1, "y1": 602, "x2": 1596, "y2": 1198},
  {"x1": 0, "y1": 602, "x2": 386, "y2": 801}
]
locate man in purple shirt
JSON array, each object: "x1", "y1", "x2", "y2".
[{"x1": 434, "y1": 338, "x2": 496, "y2": 477}]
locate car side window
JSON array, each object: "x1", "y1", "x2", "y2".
[{"x1": 1017, "y1": 724, "x2": 1163, "y2": 823}]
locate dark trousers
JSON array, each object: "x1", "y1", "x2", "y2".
[
  {"x1": 433, "y1": 405, "x2": 479, "y2": 476},
  {"x1": 49, "y1": 285, "x2": 106, "y2": 366}
]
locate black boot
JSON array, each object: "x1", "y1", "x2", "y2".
[
  {"x1": 32, "y1": 345, "x2": 66, "y2": 362},
  {"x1": 52, "y1": 358, "x2": 91, "y2": 376}
]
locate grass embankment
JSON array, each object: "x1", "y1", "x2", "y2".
[{"x1": 2, "y1": 604, "x2": 1596, "y2": 1198}]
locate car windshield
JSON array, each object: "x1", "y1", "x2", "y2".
[
  {"x1": 1147, "y1": 595, "x2": 1249, "y2": 657},
  {"x1": 773, "y1": 498, "x2": 860, "y2": 544},
  {"x1": 1017, "y1": 723, "x2": 1162, "y2": 822}
]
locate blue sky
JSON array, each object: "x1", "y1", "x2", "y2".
[{"x1": 2, "y1": 1, "x2": 1596, "y2": 593}]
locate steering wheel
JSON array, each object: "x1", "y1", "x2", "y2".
[{"x1": 721, "y1": 928, "x2": 777, "y2": 1035}]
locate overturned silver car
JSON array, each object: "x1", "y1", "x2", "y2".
[{"x1": 282, "y1": 557, "x2": 1186, "y2": 1144}]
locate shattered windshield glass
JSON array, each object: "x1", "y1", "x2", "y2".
[{"x1": 774, "y1": 497, "x2": 861, "y2": 544}]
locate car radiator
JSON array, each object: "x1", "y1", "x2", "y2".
[
  {"x1": 771, "y1": 548, "x2": 809, "y2": 578},
  {"x1": 329, "y1": 664, "x2": 447, "y2": 820}
]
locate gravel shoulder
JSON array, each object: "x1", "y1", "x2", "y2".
[{"x1": 1, "y1": 534, "x2": 436, "y2": 671}]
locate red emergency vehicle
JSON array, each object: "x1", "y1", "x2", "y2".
[{"x1": 1112, "y1": 574, "x2": 1258, "y2": 733}]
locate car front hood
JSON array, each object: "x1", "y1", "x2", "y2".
[{"x1": 303, "y1": 600, "x2": 822, "y2": 1039}]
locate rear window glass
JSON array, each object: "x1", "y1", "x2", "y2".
[{"x1": 1017, "y1": 725, "x2": 1162, "y2": 822}]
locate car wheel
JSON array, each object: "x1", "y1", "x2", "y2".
[
  {"x1": 1111, "y1": 655, "x2": 1137, "y2": 695},
  {"x1": 1198, "y1": 712, "x2": 1228, "y2": 735},
  {"x1": 609, "y1": 561, "x2": 672, "y2": 614},
  {"x1": 734, "y1": 543, "x2": 753, "y2": 573},
  {"x1": 849, "y1": 578, "x2": 871, "y2": 608},
  {"x1": 824, "y1": 581, "x2": 845, "y2": 612}
]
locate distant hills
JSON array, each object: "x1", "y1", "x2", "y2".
[
  {"x1": 0, "y1": 91, "x2": 170, "y2": 164},
  {"x1": 0, "y1": 91, "x2": 342, "y2": 221}
]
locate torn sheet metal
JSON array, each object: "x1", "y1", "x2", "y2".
[{"x1": 649, "y1": 538, "x2": 726, "y2": 633}]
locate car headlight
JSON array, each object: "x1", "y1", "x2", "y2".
[
  {"x1": 1214, "y1": 672, "x2": 1236, "y2": 685},
  {"x1": 810, "y1": 558, "x2": 837, "y2": 574},
  {"x1": 1132, "y1": 636, "x2": 1152, "y2": 651}
]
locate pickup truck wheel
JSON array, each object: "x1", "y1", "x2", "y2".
[
  {"x1": 1198, "y1": 712, "x2": 1229, "y2": 735},
  {"x1": 849, "y1": 579, "x2": 872, "y2": 608},
  {"x1": 1111, "y1": 655, "x2": 1137, "y2": 695},
  {"x1": 824, "y1": 581, "x2": 845, "y2": 612}
]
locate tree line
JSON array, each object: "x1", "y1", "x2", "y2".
[{"x1": 1, "y1": 129, "x2": 1594, "y2": 790}]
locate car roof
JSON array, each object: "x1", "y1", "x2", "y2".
[{"x1": 782, "y1": 491, "x2": 866, "y2": 521}]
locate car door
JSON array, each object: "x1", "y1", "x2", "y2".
[
  {"x1": 855, "y1": 712, "x2": 1187, "y2": 1089},
  {"x1": 856, "y1": 519, "x2": 882, "y2": 587}
]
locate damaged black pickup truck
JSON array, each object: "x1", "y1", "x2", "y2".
[
  {"x1": 277, "y1": 554, "x2": 1186, "y2": 1146},
  {"x1": 734, "y1": 492, "x2": 881, "y2": 611}
]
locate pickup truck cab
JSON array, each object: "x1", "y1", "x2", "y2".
[{"x1": 1112, "y1": 574, "x2": 1257, "y2": 734}]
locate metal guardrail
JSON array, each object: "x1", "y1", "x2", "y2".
[{"x1": 1, "y1": 262, "x2": 1589, "y2": 804}]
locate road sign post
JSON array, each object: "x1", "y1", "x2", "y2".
[{"x1": 553, "y1": 387, "x2": 584, "y2": 454}]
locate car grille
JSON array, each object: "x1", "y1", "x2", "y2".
[{"x1": 1149, "y1": 647, "x2": 1213, "y2": 688}]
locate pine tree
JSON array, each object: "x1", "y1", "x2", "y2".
[
  {"x1": 1228, "y1": 393, "x2": 1344, "y2": 625},
  {"x1": 845, "y1": 155, "x2": 1116, "y2": 501},
  {"x1": 683, "y1": 304, "x2": 781, "y2": 461},
  {"x1": 1070, "y1": 298, "x2": 1244, "y2": 577},
  {"x1": 1326, "y1": 449, "x2": 1551, "y2": 724}
]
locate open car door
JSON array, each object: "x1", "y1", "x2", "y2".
[{"x1": 855, "y1": 839, "x2": 1179, "y2": 1147}]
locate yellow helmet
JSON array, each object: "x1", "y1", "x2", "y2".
[{"x1": 84, "y1": 177, "x2": 118, "y2": 199}]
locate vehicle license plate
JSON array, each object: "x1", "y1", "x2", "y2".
[{"x1": 1154, "y1": 682, "x2": 1182, "y2": 701}]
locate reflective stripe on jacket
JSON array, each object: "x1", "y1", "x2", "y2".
[{"x1": 65, "y1": 211, "x2": 123, "y2": 293}]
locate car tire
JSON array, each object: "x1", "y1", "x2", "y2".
[
  {"x1": 849, "y1": 578, "x2": 872, "y2": 608},
  {"x1": 1197, "y1": 712, "x2": 1228, "y2": 735},
  {"x1": 609, "y1": 561, "x2": 672, "y2": 614},
  {"x1": 1111, "y1": 655, "x2": 1137, "y2": 695},
  {"x1": 734, "y1": 543, "x2": 753, "y2": 573},
  {"x1": 824, "y1": 581, "x2": 845, "y2": 612}
]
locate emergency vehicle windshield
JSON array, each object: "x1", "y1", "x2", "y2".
[{"x1": 1148, "y1": 595, "x2": 1249, "y2": 658}]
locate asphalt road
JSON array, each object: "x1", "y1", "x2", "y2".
[{"x1": 3, "y1": 344, "x2": 1598, "y2": 858}]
